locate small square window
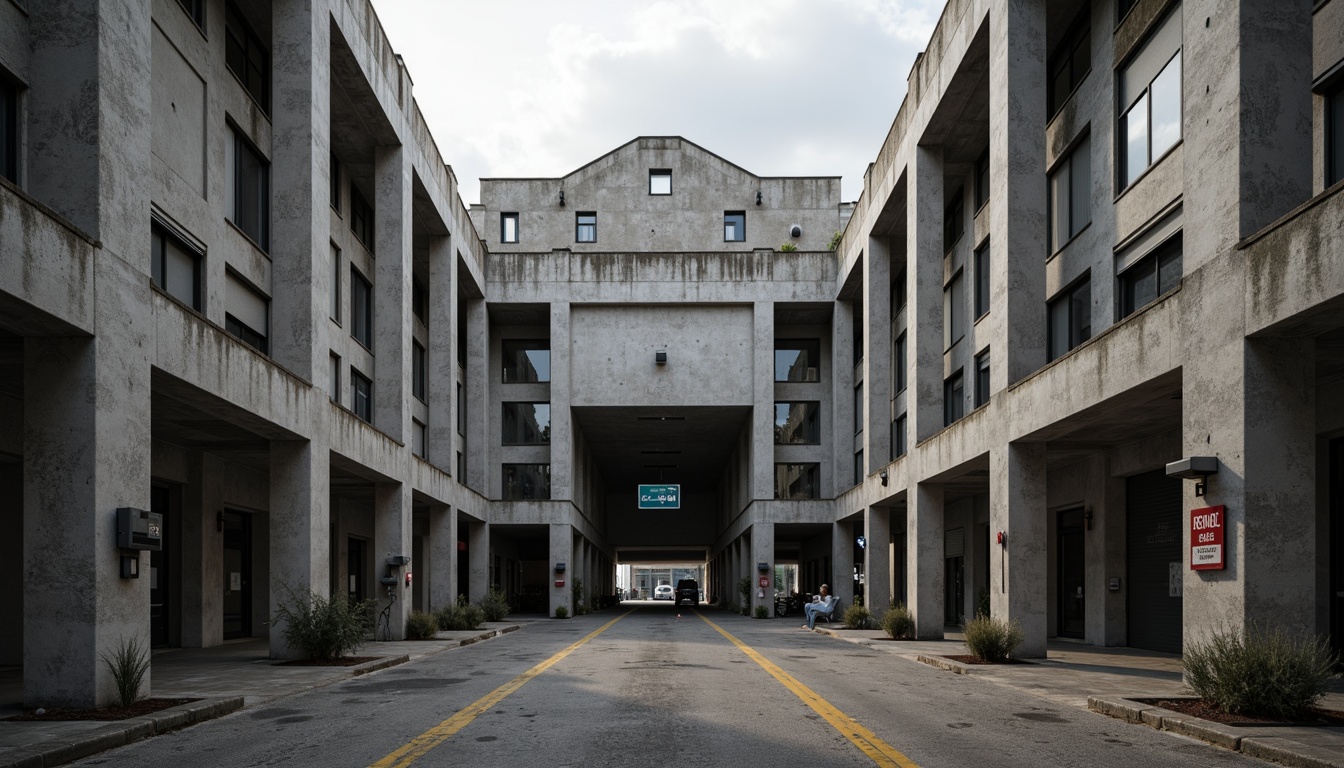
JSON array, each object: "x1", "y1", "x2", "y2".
[
  {"x1": 576, "y1": 212, "x2": 596, "y2": 243},
  {"x1": 502, "y1": 403, "x2": 551, "y2": 444},
  {"x1": 502, "y1": 340, "x2": 550, "y2": 383},
  {"x1": 503, "y1": 464, "x2": 551, "y2": 500},
  {"x1": 774, "y1": 402, "x2": 821, "y2": 444},
  {"x1": 724, "y1": 212, "x2": 745, "y2": 242},
  {"x1": 151, "y1": 220, "x2": 203, "y2": 311},
  {"x1": 774, "y1": 463, "x2": 819, "y2": 500},
  {"x1": 412, "y1": 341, "x2": 427, "y2": 402},
  {"x1": 774, "y1": 339, "x2": 820, "y2": 382},
  {"x1": 649, "y1": 169, "x2": 672, "y2": 195},
  {"x1": 501, "y1": 212, "x2": 519, "y2": 244},
  {"x1": 0, "y1": 78, "x2": 15, "y2": 184}
]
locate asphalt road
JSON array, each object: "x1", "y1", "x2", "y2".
[{"x1": 74, "y1": 604, "x2": 1263, "y2": 767}]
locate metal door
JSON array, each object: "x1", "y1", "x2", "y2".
[
  {"x1": 221, "y1": 511, "x2": 252, "y2": 639},
  {"x1": 1057, "y1": 507, "x2": 1086, "y2": 639},
  {"x1": 1126, "y1": 469, "x2": 1183, "y2": 653}
]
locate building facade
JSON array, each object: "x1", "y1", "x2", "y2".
[{"x1": 0, "y1": 0, "x2": 1342, "y2": 707}]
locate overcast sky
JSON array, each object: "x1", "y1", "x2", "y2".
[{"x1": 370, "y1": 0, "x2": 940, "y2": 205}]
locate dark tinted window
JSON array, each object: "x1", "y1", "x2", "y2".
[
  {"x1": 225, "y1": 1, "x2": 269, "y2": 112},
  {"x1": 502, "y1": 340, "x2": 551, "y2": 382},
  {"x1": 1120, "y1": 233, "x2": 1182, "y2": 317}
]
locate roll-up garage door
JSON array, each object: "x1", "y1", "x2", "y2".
[{"x1": 1126, "y1": 468, "x2": 1183, "y2": 654}]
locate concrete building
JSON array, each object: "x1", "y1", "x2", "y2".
[{"x1": 0, "y1": 0, "x2": 1342, "y2": 708}]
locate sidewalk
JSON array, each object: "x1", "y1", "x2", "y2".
[
  {"x1": 0, "y1": 621, "x2": 525, "y2": 768},
  {"x1": 813, "y1": 625, "x2": 1344, "y2": 768}
]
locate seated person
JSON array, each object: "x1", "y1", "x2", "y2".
[{"x1": 801, "y1": 584, "x2": 835, "y2": 630}]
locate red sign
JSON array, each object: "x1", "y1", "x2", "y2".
[
  {"x1": 1190, "y1": 505, "x2": 1225, "y2": 571},
  {"x1": 758, "y1": 576, "x2": 770, "y2": 588}
]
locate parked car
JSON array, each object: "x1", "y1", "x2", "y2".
[
  {"x1": 653, "y1": 584, "x2": 674, "y2": 600},
  {"x1": 674, "y1": 579, "x2": 699, "y2": 607}
]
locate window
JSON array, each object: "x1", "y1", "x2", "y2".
[
  {"x1": 891, "y1": 270, "x2": 907, "y2": 317},
  {"x1": 0, "y1": 78, "x2": 15, "y2": 183},
  {"x1": 1119, "y1": 6, "x2": 1182, "y2": 188},
  {"x1": 1048, "y1": 275, "x2": 1092, "y2": 361},
  {"x1": 502, "y1": 403, "x2": 551, "y2": 444},
  {"x1": 350, "y1": 185, "x2": 374, "y2": 252},
  {"x1": 352, "y1": 368, "x2": 372, "y2": 422},
  {"x1": 503, "y1": 464, "x2": 551, "y2": 500},
  {"x1": 1048, "y1": 3, "x2": 1091, "y2": 117},
  {"x1": 330, "y1": 244, "x2": 341, "y2": 322},
  {"x1": 1328, "y1": 81, "x2": 1344, "y2": 187},
  {"x1": 854, "y1": 450, "x2": 864, "y2": 487},
  {"x1": 412, "y1": 278, "x2": 428, "y2": 325},
  {"x1": 330, "y1": 353, "x2": 341, "y2": 404},
  {"x1": 224, "y1": 271, "x2": 268, "y2": 354},
  {"x1": 1049, "y1": 134, "x2": 1092, "y2": 252},
  {"x1": 975, "y1": 350, "x2": 990, "y2": 408},
  {"x1": 944, "y1": 369, "x2": 965, "y2": 427},
  {"x1": 176, "y1": 0, "x2": 206, "y2": 29},
  {"x1": 412, "y1": 341, "x2": 427, "y2": 402},
  {"x1": 1120, "y1": 232, "x2": 1182, "y2": 317},
  {"x1": 456, "y1": 451, "x2": 464, "y2": 479},
  {"x1": 774, "y1": 402, "x2": 820, "y2": 444},
  {"x1": 500, "y1": 212, "x2": 518, "y2": 243},
  {"x1": 456, "y1": 383, "x2": 465, "y2": 435},
  {"x1": 854, "y1": 384, "x2": 864, "y2": 434},
  {"x1": 224, "y1": 1, "x2": 269, "y2": 112},
  {"x1": 457, "y1": 300, "x2": 468, "y2": 366},
  {"x1": 944, "y1": 189, "x2": 964, "y2": 252},
  {"x1": 853, "y1": 306, "x2": 864, "y2": 366},
  {"x1": 575, "y1": 212, "x2": 596, "y2": 243},
  {"x1": 974, "y1": 242, "x2": 990, "y2": 318},
  {"x1": 724, "y1": 212, "x2": 745, "y2": 242},
  {"x1": 892, "y1": 413, "x2": 907, "y2": 459},
  {"x1": 649, "y1": 169, "x2": 671, "y2": 195},
  {"x1": 502, "y1": 340, "x2": 550, "y2": 382},
  {"x1": 412, "y1": 419, "x2": 426, "y2": 459},
  {"x1": 350, "y1": 267, "x2": 372, "y2": 349},
  {"x1": 151, "y1": 220, "x2": 203, "y2": 310},
  {"x1": 226, "y1": 128, "x2": 269, "y2": 250},
  {"x1": 974, "y1": 149, "x2": 990, "y2": 211},
  {"x1": 774, "y1": 463, "x2": 819, "y2": 500},
  {"x1": 1117, "y1": 0, "x2": 1138, "y2": 21},
  {"x1": 774, "y1": 339, "x2": 820, "y2": 382},
  {"x1": 329, "y1": 151, "x2": 340, "y2": 213},
  {"x1": 894, "y1": 332, "x2": 907, "y2": 393},
  {"x1": 944, "y1": 270, "x2": 965, "y2": 349}
]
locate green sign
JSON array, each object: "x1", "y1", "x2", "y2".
[{"x1": 638, "y1": 484, "x2": 680, "y2": 510}]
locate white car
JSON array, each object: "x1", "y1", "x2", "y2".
[{"x1": 653, "y1": 585, "x2": 674, "y2": 600}]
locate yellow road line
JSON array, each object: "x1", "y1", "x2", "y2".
[
  {"x1": 369, "y1": 610, "x2": 633, "y2": 768},
  {"x1": 697, "y1": 614, "x2": 920, "y2": 768}
]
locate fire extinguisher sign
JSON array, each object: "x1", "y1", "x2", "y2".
[{"x1": 1190, "y1": 505, "x2": 1226, "y2": 571}]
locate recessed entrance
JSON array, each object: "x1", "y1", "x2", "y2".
[
  {"x1": 221, "y1": 510, "x2": 253, "y2": 640},
  {"x1": 1057, "y1": 507, "x2": 1085, "y2": 639}
]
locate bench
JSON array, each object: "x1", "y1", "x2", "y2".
[{"x1": 813, "y1": 598, "x2": 840, "y2": 624}]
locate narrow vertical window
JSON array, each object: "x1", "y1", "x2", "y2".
[
  {"x1": 944, "y1": 369, "x2": 965, "y2": 426},
  {"x1": 1329, "y1": 82, "x2": 1344, "y2": 187},
  {"x1": 944, "y1": 188, "x2": 965, "y2": 252},
  {"x1": 330, "y1": 244, "x2": 341, "y2": 323},
  {"x1": 1049, "y1": 134, "x2": 1092, "y2": 252},
  {"x1": 894, "y1": 332, "x2": 907, "y2": 393},
  {"x1": 893, "y1": 413, "x2": 907, "y2": 459},
  {"x1": 224, "y1": 271, "x2": 269, "y2": 354},
  {"x1": 501, "y1": 212, "x2": 519, "y2": 243},
  {"x1": 1118, "y1": 6, "x2": 1182, "y2": 188},
  {"x1": 974, "y1": 148, "x2": 990, "y2": 210},
  {"x1": 854, "y1": 383, "x2": 864, "y2": 435},
  {"x1": 456, "y1": 383, "x2": 465, "y2": 435},
  {"x1": 350, "y1": 185, "x2": 374, "y2": 252},
  {"x1": 227, "y1": 128, "x2": 269, "y2": 250},
  {"x1": 412, "y1": 419, "x2": 427, "y2": 459},
  {"x1": 649, "y1": 169, "x2": 672, "y2": 195},
  {"x1": 413, "y1": 341, "x2": 427, "y2": 403},
  {"x1": 224, "y1": 1, "x2": 270, "y2": 113},
  {"x1": 330, "y1": 151, "x2": 341, "y2": 213},
  {"x1": 330, "y1": 352, "x2": 341, "y2": 404},
  {"x1": 350, "y1": 267, "x2": 373, "y2": 349},
  {"x1": 944, "y1": 270, "x2": 965, "y2": 349},
  {"x1": 0, "y1": 75, "x2": 18, "y2": 183},
  {"x1": 1047, "y1": 275, "x2": 1092, "y2": 360},
  {"x1": 975, "y1": 350, "x2": 991, "y2": 408},
  {"x1": 1047, "y1": 4, "x2": 1091, "y2": 117},
  {"x1": 974, "y1": 241, "x2": 990, "y2": 318},
  {"x1": 412, "y1": 278, "x2": 428, "y2": 325},
  {"x1": 352, "y1": 368, "x2": 372, "y2": 421}
]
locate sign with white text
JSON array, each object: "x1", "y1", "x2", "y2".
[
  {"x1": 1190, "y1": 505, "x2": 1225, "y2": 571},
  {"x1": 638, "y1": 484, "x2": 680, "y2": 510}
]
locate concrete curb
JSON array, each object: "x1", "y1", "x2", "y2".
[
  {"x1": 915, "y1": 654, "x2": 983, "y2": 675},
  {"x1": 1088, "y1": 696, "x2": 1344, "y2": 768},
  {"x1": 0, "y1": 696, "x2": 244, "y2": 768},
  {"x1": 352, "y1": 655, "x2": 410, "y2": 676}
]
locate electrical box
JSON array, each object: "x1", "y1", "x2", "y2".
[
  {"x1": 554, "y1": 562, "x2": 566, "y2": 572},
  {"x1": 117, "y1": 508, "x2": 163, "y2": 551},
  {"x1": 385, "y1": 555, "x2": 411, "y2": 566}
]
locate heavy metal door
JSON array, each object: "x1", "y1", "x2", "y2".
[{"x1": 1057, "y1": 507, "x2": 1086, "y2": 639}]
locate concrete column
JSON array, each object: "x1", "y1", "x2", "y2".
[
  {"x1": 1099, "y1": 463, "x2": 1127, "y2": 646},
  {"x1": 550, "y1": 303, "x2": 572, "y2": 500},
  {"x1": 729, "y1": 539, "x2": 741, "y2": 607},
  {"x1": 268, "y1": 438, "x2": 331, "y2": 659},
  {"x1": 23, "y1": 332, "x2": 151, "y2": 708},
  {"x1": 907, "y1": 145, "x2": 945, "y2": 442},
  {"x1": 907, "y1": 485, "x2": 944, "y2": 638},
  {"x1": 373, "y1": 146, "x2": 412, "y2": 441},
  {"x1": 374, "y1": 483, "x2": 412, "y2": 639},
  {"x1": 181, "y1": 453, "x2": 225, "y2": 648},
  {"x1": 551, "y1": 524, "x2": 573, "y2": 616},
  {"x1": 752, "y1": 303, "x2": 775, "y2": 500},
  {"x1": 988, "y1": 0, "x2": 1048, "y2": 387},
  {"x1": 573, "y1": 535, "x2": 586, "y2": 610},
  {"x1": 466, "y1": 520, "x2": 489, "y2": 604},
  {"x1": 751, "y1": 523, "x2": 774, "y2": 615},
  {"x1": 427, "y1": 504, "x2": 455, "y2": 611},
  {"x1": 831, "y1": 520, "x2": 855, "y2": 607},
  {"x1": 864, "y1": 506, "x2": 892, "y2": 615},
  {"x1": 466, "y1": 299, "x2": 489, "y2": 493},
  {"x1": 268, "y1": 0, "x2": 332, "y2": 381},
  {"x1": 426, "y1": 235, "x2": 456, "y2": 474},
  {"x1": 990, "y1": 442, "x2": 1048, "y2": 657},
  {"x1": 832, "y1": 302, "x2": 855, "y2": 495},
  {"x1": 864, "y1": 237, "x2": 892, "y2": 464}
]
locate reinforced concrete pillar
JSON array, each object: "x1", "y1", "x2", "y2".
[
  {"x1": 906, "y1": 145, "x2": 945, "y2": 442},
  {"x1": 751, "y1": 523, "x2": 774, "y2": 616},
  {"x1": 908, "y1": 485, "x2": 944, "y2": 639},
  {"x1": 427, "y1": 504, "x2": 455, "y2": 612},
  {"x1": 467, "y1": 520, "x2": 489, "y2": 604},
  {"x1": 181, "y1": 453, "x2": 226, "y2": 648},
  {"x1": 551, "y1": 524, "x2": 573, "y2": 616},
  {"x1": 864, "y1": 237, "x2": 892, "y2": 465},
  {"x1": 752, "y1": 303, "x2": 775, "y2": 499},
  {"x1": 268, "y1": 438, "x2": 331, "y2": 659},
  {"x1": 991, "y1": 442, "x2": 1048, "y2": 657},
  {"x1": 550, "y1": 303, "x2": 572, "y2": 500},
  {"x1": 465, "y1": 299, "x2": 489, "y2": 493},
  {"x1": 374, "y1": 483, "x2": 412, "y2": 640},
  {"x1": 832, "y1": 520, "x2": 855, "y2": 607},
  {"x1": 373, "y1": 145, "x2": 412, "y2": 442},
  {"x1": 865, "y1": 506, "x2": 892, "y2": 615},
  {"x1": 427, "y1": 234, "x2": 456, "y2": 474}
]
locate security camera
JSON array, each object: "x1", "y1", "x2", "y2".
[{"x1": 790, "y1": 225, "x2": 802, "y2": 238}]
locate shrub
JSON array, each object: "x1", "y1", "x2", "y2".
[
  {"x1": 555, "y1": 605, "x2": 569, "y2": 619},
  {"x1": 779, "y1": 243, "x2": 798, "y2": 252},
  {"x1": 883, "y1": 604, "x2": 915, "y2": 639},
  {"x1": 480, "y1": 587, "x2": 511, "y2": 622},
  {"x1": 461, "y1": 603, "x2": 486, "y2": 629},
  {"x1": 100, "y1": 636, "x2": 150, "y2": 707},
  {"x1": 273, "y1": 586, "x2": 374, "y2": 661},
  {"x1": 406, "y1": 610, "x2": 440, "y2": 640},
  {"x1": 963, "y1": 615, "x2": 1024, "y2": 662},
  {"x1": 436, "y1": 597, "x2": 485, "y2": 631},
  {"x1": 737, "y1": 577, "x2": 751, "y2": 605},
  {"x1": 1184, "y1": 625, "x2": 1336, "y2": 719},
  {"x1": 843, "y1": 604, "x2": 875, "y2": 629},
  {"x1": 754, "y1": 605, "x2": 768, "y2": 619}
]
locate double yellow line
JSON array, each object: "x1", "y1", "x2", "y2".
[{"x1": 370, "y1": 610, "x2": 919, "y2": 768}]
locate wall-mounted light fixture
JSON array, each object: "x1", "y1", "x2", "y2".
[
  {"x1": 755, "y1": 190, "x2": 762, "y2": 206},
  {"x1": 655, "y1": 350, "x2": 668, "y2": 365},
  {"x1": 757, "y1": 562, "x2": 769, "y2": 572},
  {"x1": 879, "y1": 469, "x2": 889, "y2": 486},
  {"x1": 558, "y1": 189, "x2": 565, "y2": 207},
  {"x1": 1166, "y1": 456, "x2": 1218, "y2": 497}
]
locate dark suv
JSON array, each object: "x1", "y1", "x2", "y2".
[{"x1": 674, "y1": 579, "x2": 699, "y2": 607}]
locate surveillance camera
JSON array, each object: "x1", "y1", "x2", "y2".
[{"x1": 790, "y1": 225, "x2": 802, "y2": 238}]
